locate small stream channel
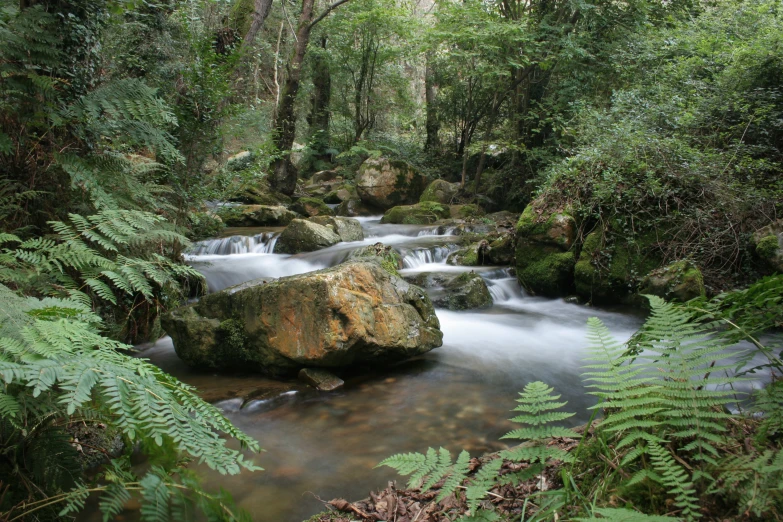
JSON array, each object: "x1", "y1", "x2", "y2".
[{"x1": 128, "y1": 217, "x2": 671, "y2": 520}]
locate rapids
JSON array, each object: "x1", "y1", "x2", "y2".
[{"x1": 127, "y1": 218, "x2": 659, "y2": 520}]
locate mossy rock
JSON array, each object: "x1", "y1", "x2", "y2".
[
  {"x1": 188, "y1": 211, "x2": 225, "y2": 241},
  {"x1": 226, "y1": 150, "x2": 254, "y2": 171},
  {"x1": 751, "y1": 220, "x2": 783, "y2": 273},
  {"x1": 217, "y1": 205, "x2": 299, "y2": 227},
  {"x1": 574, "y1": 229, "x2": 662, "y2": 305},
  {"x1": 290, "y1": 197, "x2": 334, "y2": 217},
  {"x1": 347, "y1": 243, "x2": 403, "y2": 276},
  {"x1": 275, "y1": 219, "x2": 341, "y2": 254},
  {"x1": 336, "y1": 198, "x2": 374, "y2": 217},
  {"x1": 380, "y1": 202, "x2": 451, "y2": 224},
  {"x1": 402, "y1": 271, "x2": 493, "y2": 310},
  {"x1": 514, "y1": 202, "x2": 577, "y2": 296},
  {"x1": 487, "y1": 234, "x2": 515, "y2": 265},
  {"x1": 447, "y1": 241, "x2": 490, "y2": 267},
  {"x1": 639, "y1": 260, "x2": 705, "y2": 302},
  {"x1": 450, "y1": 204, "x2": 485, "y2": 219},
  {"x1": 420, "y1": 179, "x2": 459, "y2": 204},
  {"x1": 309, "y1": 216, "x2": 364, "y2": 242},
  {"x1": 232, "y1": 184, "x2": 292, "y2": 206}
]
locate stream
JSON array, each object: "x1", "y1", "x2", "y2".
[{"x1": 130, "y1": 218, "x2": 674, "y2": 520}]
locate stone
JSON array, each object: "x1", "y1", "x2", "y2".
[
  {"x1": 226, "y1": 150, "x2": 254, "y2": 171},
  {"x1": 420, "y1": 179, "x2": 459, "y2": 204},
  {"x1": 486, "y1": 211, "x2": 520, "y2": 232},
  {"x1": 751, "y1": 220, "x2": 783, "y2": 273},
  {"x1": 161, "y1": 261, "x2": 443, "y2": 376},
  {"x1": 309, "y1": 216, "x2": 364, "y2": 242},
  {"x1": 405, "y1": 272, "x2": 493, "y2": 311},
  {"x1": 233, "y1": 185, "x2": 292, "y2": 206},
  {"x1": 290, "y1": 197, "x2": 334, "y2": 217},
  {"x1": 639, "y1": 260, "x2": 705, "y2": 303},
  {"x1": 347, "y1": 243, "x2": 403, "y2": 275},
  {"x1": 298, "y1": 368, "x2": 344, "y2": 391},
  {"x1": 449, "y1": 204, "x2": 484, "y2": 220},
  {"x1": 275, "y1": 219, "x2": 341, "y2": 253},
  {"x1": 336, "y1": 198, "x2": 374, "y2": 217},
  {"x1": 356, "y1": 157, "x2": 427, "y2": 209},
  {"x1": 573, "y1": 228, "x2": 661, "y2": 305},
  {"x1": 217, "y1": 205, "x2": 299, "y2": 227},
  {"x1": 487, "y1": 234, "x2": 515, "y2": 265},
  {"x1": 380, "y1": 203, "x2": 450, "y2": 224},
  {"x1": 447, "y1": 241, "x2": 490, "y2": 266},
  {"x1": 311, "y1": 170, "x2": 339, "y2": 184},
  {"x1": 514, "y1": 203, "x2": 577, "y2": 297}
]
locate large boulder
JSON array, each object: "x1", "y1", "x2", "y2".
[
  {"x1": 381, "y1": 202, "x2": 450, "y2": 225},
  {"x1": 574, "y1": 228, "x2": 661, "y2": 305},
  {"x1": 514, "y1": 204, "x2": 577, "y2": 297},
  {"x1": 161, "y1": 261, "x2": 443, "y2": 376},
  {"x1": 420, "y1": 179, "x2": 459, "y2": 204},
  {"x1": 356, "y1": 157, "x2": 427, "y2": 209},
  {"x1": 404, "y1": 272, "x2": 492, "y2": 311},
  {"x1": 752, "y1": 220, "x2": 783, "y2": 273},
  {"x1": 290, "y1": 197, "x2": 334, "y2": 217},
  {"x1": 487, "y1": 234, "x2": 515, "y2": 265},
  {"x1": 232, "y1": 185, "x2": 292, "y2": 206},
  {"x1": 309, "y1": 216, "x2": 364, "y2": 242},
  {"x1": 275, "y1": 219, "x2": 341, "y2": 253},
  {"x1": 311, "y1": 170, "x2": 339, "y2": 184},
  {"x1": 217, "y1": 205, "x2": 299, "y2": 227},
  {"x1": 639, "y1": 260, "x2": 705, "y2": 302}
]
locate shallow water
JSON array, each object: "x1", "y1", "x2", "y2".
[{"x1": 122, "y1": 217, "x2": 771, "y2": 521}]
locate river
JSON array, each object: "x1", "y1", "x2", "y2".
[{"x1": 137, "y1": 217, "x2": 646, "y2": 521}]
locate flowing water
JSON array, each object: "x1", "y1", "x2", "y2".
[{"x1": 126, "y1": 217, "x2": 767, "y2": 521}]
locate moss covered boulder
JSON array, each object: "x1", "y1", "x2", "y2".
[
  {"x1": 232, "y1": 184, "x2": 292, "y2": 206},
  {"x1": 217, "y1": 205, "x2": 299, "y2": 227},
  {"x1": 514, "y1": 204, "x2": 577, "y2": 296},
  {"x1": 447, "y1": 241, "x2": 490, "y2": 266},
  {"x1": 290, "y1": 197, "x2": 334, "y2": 217},
  {"x1": 420, "y1": 179, "x2": 459, "y2": 204},
  {"x1": 275, "y1": 219, "x2": 341, "y2": 254},
  {"x1": 752, "y1": 220, "x2": 783, "y2": 273},
  {"x1": 449, "y1": 204, "x2": 484, "y2": 219},
  {"x1": 574, "y1": 229, "x2": 662, "y2": 304},
  {"x1": 381, "y1": 202, "x2": 451, "y2": 224},
  {"x1": 309, "y1": 216, "x2": 364, "y2": 242},
  {"x1": 487, "y1": 234, "x2": 515, "y2": 265},
  {"x1": 639, "y1": 260, "x2": 705, "y2": 302},
  {"x1": 404, "y1": 271, "x2": 492, "y2": 311},
  {"x1": 160, "y1": 261, "x2": 443, "y2": 376},
  {"x1": 347, "y1": 243, "x2": 403, "y2": 275},
  {"x1": 356, "y1": 157, "x2": 427, "y2": 209}
]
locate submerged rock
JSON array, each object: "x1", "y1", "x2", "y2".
[
  {"x1": 639, "y1": 260, "x2": 705, "y2": 302},
  {"x1": 290, "y1": 197, "x2": 334, "y2": 217},
  {"x1": 405, "y1": 271, "x2": 492, "y2": 311},
  {"x1": 514, "y1": 203, "x2": 577, "y2": 297},
  {"x1": 298, "y1": 368, "x2": 344, "y2": 391},
  {"x1": 356, "y1": 157, "x2": 427, "y2": 209},
  {"x1": 218, "y1": 205, "x2": 299, "y2": 227},
  {"x1": 161, "y1": 261, "x2": 443, "y2": 376},
  {"x1": 381, "y1": 203, "x2": 450, "y2": 225},
  {"x1": 275, "y1": 219, "x2": 341, "y2": 253},
  {"x1": 309, "y1": 215, "x2": 364, "y2": 242}
]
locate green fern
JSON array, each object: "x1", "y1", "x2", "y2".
[{"x1": 575, "y1": 507, "x2": 680, "y2": 521}]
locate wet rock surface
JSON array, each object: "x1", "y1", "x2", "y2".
[
  {"x1": 356, "y1": 157, "x2": 427, "y2": 209},
  {"x1": 404, "y1": 271, "x2": 493, "y2": 311},
  {"x1": 309, "y1": 215, "x2": 364, "y2": 242},
  {"x1": 275, "y1": 218, "x2": 341, "y2": 254},
  {"x1": 298, "y1": 368, "x2": 345, "y2": 391},
  {"x1": 161, "y1": 261, "x2": 443, "y2": 376}
]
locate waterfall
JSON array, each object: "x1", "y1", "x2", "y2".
[
  {"x1": 401, "y1": 244, "x2": 460, "y2": 268},
  {"x1": 189, "y1": 233, "x2": 279, "y2": 256}
]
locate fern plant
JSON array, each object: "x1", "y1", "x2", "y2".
[{"x1": 379, "y1": 380, "x2": 579, "y2": 518}]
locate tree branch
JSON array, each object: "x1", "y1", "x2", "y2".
[{"x1": 308, "y1": 0, "x2": 352, "y2": 30}]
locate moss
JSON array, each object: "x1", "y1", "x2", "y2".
[
  {"x1": 291, "y1": 197, "x2": 334, "y2": 217},
  {"x1": 757, "y1": 235, "x2": 779, "y2": 260},
  {"x1": 517, "y1": 246, "x2": 576, "y2": 296},
  {"x1": 380, "y1": 203, "x2": 450, "y2": 224},
  {"x1": 455, "y1": 204, "x2": 484, "y2": 219},
  {"x1": 420, "y1": 179, "x2": 458, "y2": 203}
]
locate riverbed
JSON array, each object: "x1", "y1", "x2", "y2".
[{"x1": 139, "y1": 217, "x2": 647, "y2": 521}]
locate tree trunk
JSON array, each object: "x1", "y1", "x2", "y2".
[
  {"x1": 424, "y1": 53, "x2": 440, "y2": 152},
  {"x1": 241, "y1": 0, "x2": 274, "y2": 52},
  {"x1": 270, "y1": 0, "x2": 317, "y2": 195},
  {"x1": 308, "y1": 37, "x2": 331, "y2": 139}
]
